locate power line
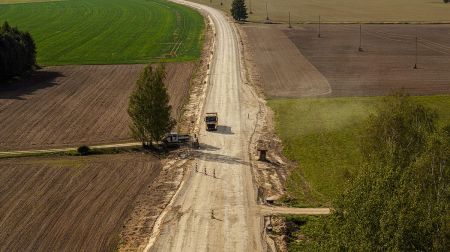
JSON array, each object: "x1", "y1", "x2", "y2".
[
  {"x1": 414, "y1": 36, "x2": 418, "y2": 69},
  {"x1": 358, "y1": 23, "x2": 363, "y2": 52},
  {"x1": 318, "y1": 15, "x2": 321, "y2": 38}
]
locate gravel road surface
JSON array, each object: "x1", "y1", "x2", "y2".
[{"x1": 147, "y1": 1, "x2": 264, "y2": 251}]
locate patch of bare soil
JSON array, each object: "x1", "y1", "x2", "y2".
[
  {"x1": 242, "y1": 25, "x2": 331, "y2": 98},
  {"x1": 0, "y1": 63, "x2": 195, "y2": 151},
  {"x1": 0, "y1": 153, "x2": 161, "y2": 252},
  {"x1": 119, "y1": 151, "x2": 193, "y2": 251},
  {"x1": 239, "y1": 24, "x2": 315, "y2": 252},
  {"x1": 265, "y1": 215, "x2": 291, "y2": 252},
  {"x1": 284, "y1": 24, "x2": 450, "y2": 96},
  {"x1": 239, "y1": 24, "x2": 310, "y2": 205}
]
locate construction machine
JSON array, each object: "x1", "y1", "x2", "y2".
[
  {"x1": 163, "y1": 132, "x2": 191, "y2": 146},
  {"x1": 163, "y1": 132, "x2": 199, "y2": 149}
]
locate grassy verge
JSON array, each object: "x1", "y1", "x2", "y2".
[
  {"x1": 0, "y1": 0, "x2": 61, "y2": 4},
  {"x1": 283, "y1": 215, "x2": 325, "y2": 251},
  {"x1": 268, "y1": 95, "x2": 450, "y2": 207},
  {"x1": 0, "y1": 0, "x2": 204, "y2": 65},
  {"x1": 0, "y1": 146, "x2": 143, "y2": 159}
]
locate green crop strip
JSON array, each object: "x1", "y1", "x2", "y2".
[{"x1": 0, "y1": 0, "x2": 204, "y2": 65}]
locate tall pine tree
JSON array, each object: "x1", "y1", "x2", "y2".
[
  {"x1": 230, "y1": 0, "x2": 248, "y2": 21},
  {"x1": 128, "y1": 64, "x2": 176, "y2": 147}
]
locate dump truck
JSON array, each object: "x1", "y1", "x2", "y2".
[{"x1": 205, "y1": 112, "x2": 218, "y2": 131}]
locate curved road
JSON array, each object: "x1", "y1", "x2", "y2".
[
  {"x1": 0, "y1": 1, "x2": 330, "y2": 249},
  {"x1": 146, "y1": 1, "x2": 264, "y2": 251}
]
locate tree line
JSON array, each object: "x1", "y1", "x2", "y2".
[
  {"x1": 0, "y1": 21, "x2": 36, "y2": 82},
  {"x1": 301, "y1": 94, "x2": 449, "y2": 251}
]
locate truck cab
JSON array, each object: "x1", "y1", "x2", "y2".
[{"x1": 205, "y1": 112, "x2": 218, "y2": 131}]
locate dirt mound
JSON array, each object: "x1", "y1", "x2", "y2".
[
  {"x1": 242, "y1": 25, "x2": 331, "y2": 98},
  {"x1": 0, "y1": 63, "x2": 195, "y2": 151},
  {"x1": 0, "y1": 154, "x2": 161, "y2": 252}
]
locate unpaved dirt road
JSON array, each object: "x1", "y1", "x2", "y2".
[
  {"x1": 147, "y1": 1, "x2": 264, "y2": 251},
  {"x1": 260, "y1": 206, "x2": 330, "y2": 216}
]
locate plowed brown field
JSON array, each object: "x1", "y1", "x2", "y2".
[
  {"x1": 0, "y1": 63, "x2": 195, "y2": 151},
  {"x1": 243, "y1": 25, "x2": 331, "y2": 98},
  {"x1": 0, "y1": 154, "x2": 161, "y2": 252},
  {"x1": 284, "y1": 24, "x2": 450, "y2": 96}
]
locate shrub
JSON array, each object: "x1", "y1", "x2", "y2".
[{"x1": 77, "y1": 145, "x2": 91, "y2": 156}]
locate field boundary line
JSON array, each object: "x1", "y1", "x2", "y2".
[{"x1": 0, "y1": 142, "x2": 141, "y2": 158}]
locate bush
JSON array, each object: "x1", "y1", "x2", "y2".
[{"x1": 77, "y1": 145, "x2": 91, "y2": 156}]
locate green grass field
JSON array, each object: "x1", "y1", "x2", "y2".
[
  {"x1": 0, "y1": 0, "x2": 204, "y2": 65},
  {"x1": 0, "y1": 0, "x2": 61, "y2": 3},
  {"x1": 0, "y1": 0, "x2": 61, "y2": 4},
  {"x1": 269, "y1": 95, "x2": 450, "y2": 207},
  {"x1": 193, "y1": 0, "x2": 450, "y2": 23}
]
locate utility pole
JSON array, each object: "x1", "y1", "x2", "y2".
[
  {"x1": 266, "y1": 3, "x2": 269, "y2": 21},
  {"x1": 414, "y1": 36, "x2": 418, "y2": 69},
  {"x1": 288, "y1": 12, "x2": 292, "y2": 28},
  {"x1": 358, "y1": 23, "x2": 363, "y2": 52},
  {"x1": 249, "y1": 0, "x2": 253, "y2": 14},
  {"x1": 318, "y1": 15, "x2": 321, "y2": 38}
]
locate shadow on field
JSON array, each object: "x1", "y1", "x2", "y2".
[{"x1": 0, "y1": 70, "x2": 63, "y2": 100}]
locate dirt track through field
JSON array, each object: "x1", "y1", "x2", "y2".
[
  {"x1": 243, "y1": 25, "x2": 331, "y2": 98},
  {"x1": 285, "y1": 24, "x2": 450, "y2": 96},
  {"x1": 0, "y1": 154, "x2": 161, "y2": 252},
  {"x1": 0, "y1": 63, "x2": 194, "y2": 151},
  {"x1": 147, "y1": 0, "x2": 265, "y2": 251}
]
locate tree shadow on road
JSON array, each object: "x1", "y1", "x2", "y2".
[
  {"x1": 198, "y1": 152, "x2": 249, "y2": 166},
  {"x1": 199, "y1": 143, "x2": 221, "y2": 151}
]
